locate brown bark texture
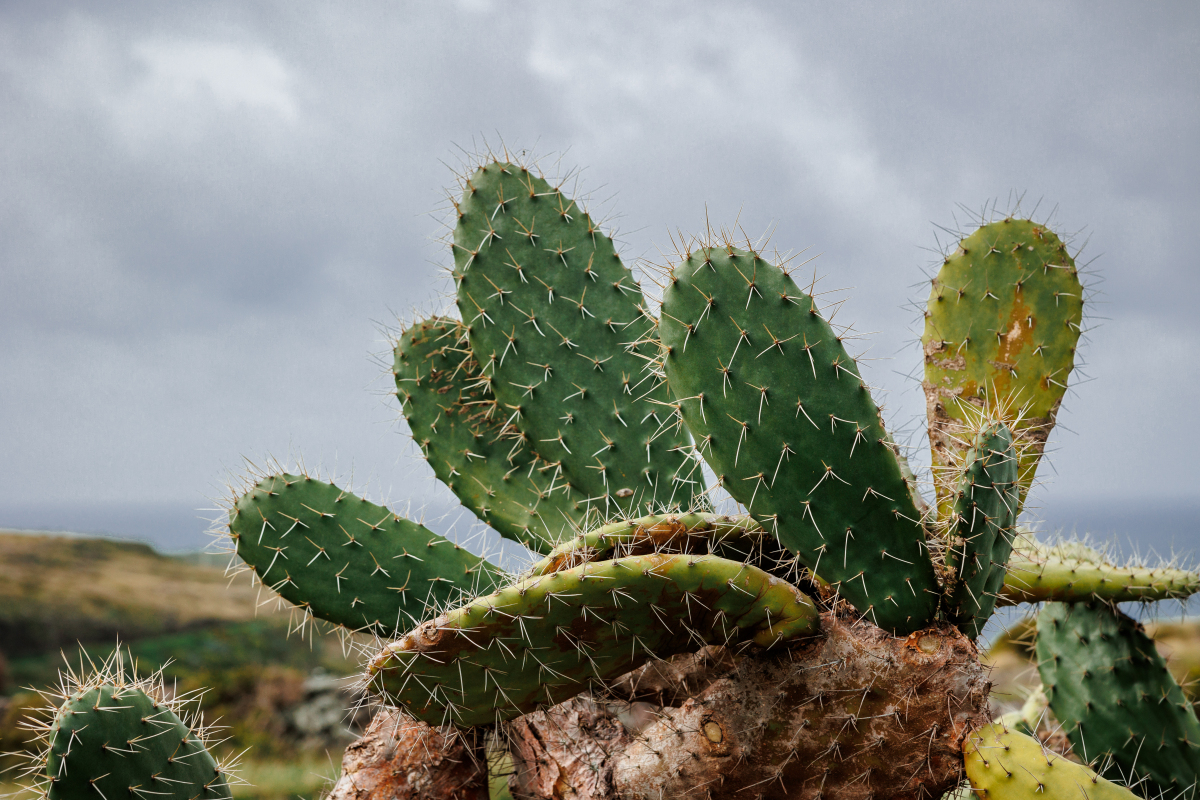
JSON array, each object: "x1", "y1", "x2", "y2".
[
  {"x1": 333, "y1": 612, "x2": 990, "y2": 800},
  {"x1": 507, "y1": 612, "x2": 989, "y2": 800},
  {"x1": 326, "y1": 708, "x2": 488, "y2": 800}
]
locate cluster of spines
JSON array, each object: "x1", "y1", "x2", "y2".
[
  {"x1": 658, "y1": 236, "x2": 940, "y2": 635},
  {"x1": 14, "y1": 649, "x2": 239, "y2": 800}
]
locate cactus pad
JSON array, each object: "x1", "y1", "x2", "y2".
[
  {"x1": 526, "y1": 512, "x2": 796, "y2": 582},
  {"x1": 923, "y1": 218, "x2": 1083, "y2": 509},
  {"x1": 395, "y1": 316, "x2": 590, "y2": 553},
  {"x1": 452, "y1": 160, "x2": 699, "y2": 514},
  {"x1": 228, "y1": 472, "x2": 504, "y2": 635},
  {"x1": 367, "y1": 553, "x2": 818, "y2": 725},
  {"x1": 660, "y1": 243, "x2": 939, "y2": 634},
  {"x1": 943, "y1": 421, "x2": 1019, "y2": 639},
  {"x1": 998, "y1": 535, "x2": 1200, "y2": 606},
  {"x1": 964, "y1": 722, "x2": 1137, "y2": 800},
  {"x1": 19, "y1": 652, "x2": 233, "y2": 800},
  {"x1": 1037, "y1": 600, "x2": 1200, "y2": 795}
]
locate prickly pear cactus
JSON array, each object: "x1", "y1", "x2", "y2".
[
  {"x1": 922, "y1": 218, "x2": 1083, "y2": 510},
  {"x1": 659, "y1": 242, "x2": 939, "y2": 635},
  {"x1": 215, "y1": 152, "x2": 1200, "y2": 800},
  {"x1": 452, "y1": 161, "x2": 700, "y2": 515},
  {"x1": 1037, "y1": 601, "x2": 1200, "y2": 795},
  {"x1": 16, "y1": 651, "x2": 236, "y2": 800}
]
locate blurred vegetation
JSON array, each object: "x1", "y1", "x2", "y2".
[{"x1": 0, "y1": 531, "x2": 367, "y2": 800}]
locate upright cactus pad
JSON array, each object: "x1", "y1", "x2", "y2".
[
  {"x1": 228, "y1": 472, "x2": 504, "y2": 635},
  {"x1": 999, "y1": 535, "x2": 1200, "y2": 606},
  {"x1": 660, "y1": 243, "x2": 939, "y2": 634},
  {"x1": 367, "y1": 553, "x2": 818, "y2": 726},
  {"x1": 19, "y1": 652, "x2": 234, "y2": 800},
  {"x1": 964, "y1": 722, "x2": 1138, "y2": 800},
  {"x1": 395, "y1": 316, "x2": 590, "y2": 553},
  {"x1": 943, "y1": 421, "x2": 1019, "y2": 639},
  {"x1": 923, "y1": 218, "x2": 1083, "y2": 509},
  {"x1": 452, "y1": 160, "x2": 700, "y2": 514},
  {"x1": 1037, "y1": 601, "x2": 1200, "y2": 795}
]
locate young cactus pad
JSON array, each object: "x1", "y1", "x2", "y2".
[
  {"x1": 963, "y1": 722, "x2": 1137, "y2": 800},
  {"x1": 452, "y1": 160, "x2": 700, "y2": 514},
  {"x1": 1036, "y1": 601, "x2": 1200, "y2": 795},
  {"x1": 367, "y1": 553, "x2": 818, "y2": 726},
  {"x1": 659, "y1": 243, "x2": 939, "y2": 634},
  {"x1": 998, "y1": 535, "x2": 1200, "y2": 606},
  {"x1": 228, "y1": 472, "x2": 504, "y2": 635},
  {"x1": 943, "y1": 420, "x2": 1019, "y2": 640},
  {"x1": 19, "y1": 652, "x2": 234, "y2": 800},
  {"x1": 394, "y1": 316, "x2": 590, "y2": 553},
  {"x1": 922, "y1": 218, "x2": 1083, "y2": 509}
]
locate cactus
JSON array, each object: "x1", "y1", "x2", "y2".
[
  {"x1": 964, "y1": 722, "x2": 1138, "y2": 800},
  {"x1": 942, "y1": 420, "x2": 1019, "y2": 639},
  {"x1": 998, "y1": 534, "x2": 1200, "y2": 606},
  {"x1": 366, "y1": 553, "x2": 817, "y2": 726},
  {"x1": 229, "y1": 472, "x2": 503, "y2": 635},
  {"x1": 213, "y1": 153, "x2": 1199, "y2": 800},
  {"x1": 659, "y1": 242, "x2": 939, "y2": 635},
  {"x1": 1037, "y1": 600, "x2": 1200, "y2": 795},
  {"x1": 15, "y1": 650, "x2": 236, "y2": 800},
  {"x1": 394, "y1": 316, "x2": 591, "y2": 553},
  {"x1": 452, "y1": 161, "x2": 699, "y2": 514},
  {"x1": 922, "y1": 219, "x2": 1084, "y2": 512}
]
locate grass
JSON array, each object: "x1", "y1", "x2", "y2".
[{"x1": 0, "y1": 531, "x2": 278, "y2": 659}]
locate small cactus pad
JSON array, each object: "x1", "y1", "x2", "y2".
[
  {"x1": 526, "y1": 512, "x2": 794, "y2": 582},
  {"x1": 229, "y1": 473, "x2": 504, "y2": 635},
  {"x1": 923, "y1": 218, "x2": 1083, "y2": 509},
  {"x1": 367, "y1": 553, "x2": 818, "y2": 726},
  {"x1": 660, "y1": 244, "x2": 939, "y2": 634},
  {"x1": 943, "y1": 421, "x2": 1019, "y2": 639},
  {"x1": 998, "y1": 535, "x2": 1200, "y2": 606},
  {"x1": 964, "y1": 722, "x2": 1137, "y2": 800},
  {"x1": 394, "y1": 316, "x2": 591, "y2": 552},
  {"x1": 452, "y1": 160, "x2": 699, "y2": 513},
  {"x1": 20, "y1": 652, "x2": 234, "y2": 800},
  {"x1": 994, "y1": 684, "x2": 1050, "y2": 737},
  {"x1": 1037, "y1": 601, "x2": 1200, "y2": 794}
]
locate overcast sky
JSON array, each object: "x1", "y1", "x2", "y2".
[{"x1": 2, "y1": 1, "x2": 1198, "y2": 555}]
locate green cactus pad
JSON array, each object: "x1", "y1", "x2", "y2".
[
  {"x1": 659, "y1": 244, "x2": 939, "y2": 634},
  {"x1": 998, "y1": 536, "x2": 1200, "y2": 606},
  {"x1": 964, "y1": 722, "x2": 1138, "y2": 800},
  {"x1": 394, "y1": 316, "x2": 591, "y2": 553},
  {"x1": 922, "y1": 218, "x2": 1083, "y2": 510},
  {"x1": 452, "y1": 160, "x2": 700, "y2": 514},
  {"x1": 943, "y1": 421, "x2": 1019, "y2": 639},
  {"x1": 44, "y1": 683, "x2": 232, "y2": 800},
  {"x1": 526, "y1": 512, "x2": 795, "y2": 582},
  {"x1": 367, "y1": 553, "x2": 818, "y2": 726},
  {"x1": 1037, "y1": 601, "x2": 1200, "y2": 795},
  {"x1": 229, "y1": 473, "x2": 504, "y2": 635}
]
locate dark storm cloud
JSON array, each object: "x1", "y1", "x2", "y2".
[{"x1": 1, "y1": 1, "x2": 1197, "y2": 549}]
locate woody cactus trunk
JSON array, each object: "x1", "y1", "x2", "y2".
[{"x1": 221, "y1": 156, "x2": 1199, "y2": 800}]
